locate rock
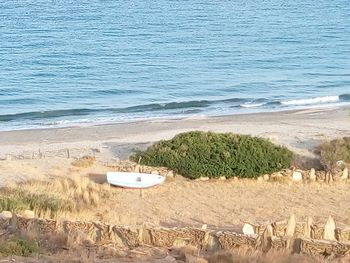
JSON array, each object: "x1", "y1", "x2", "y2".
[
  {"x1": 0, "y1": 211, "x2": 12, "y2": 219},
  {"x1": 304, "y1": 216, "x2": 314, "y2": 238},
  {"x1": 242, "y1": 223, "x2": 255, "y2": 236},
  {"x1": 309, "y1": 168, "x2": 316, "y2": 181},
  {"x1": 199, "y1": 177, "x2": 210, "y2": 181},
  {"x1": 219, "y1": 176, "x2": 226, "y2": 180},
  {"x1": 337, "y1": 160, "x2": 346, "y2": 169},
  {"x1": 151, "y1": 170, "x2": 160, "y2": 175},
  {"x1": 324, "y1": 216, "x2": 336, "y2": 240},
  {"x1": 21, "y1": 210, "x2": 35, "y2": 219},
  {"x1": 272, "y1": 172, "x2": 283, "y2": 178},
  {"x1": 167, "y1": 171, "x2": 174, "y2": 177},
  {"x1": 341, "y1": 167, "x2": 348, "y2": 180},
  {"x1": 204, "y1": 232, "x2": 220, "y2": 253},
  {"x1": 134, "y1": 164, "x2": 140, "y2": 172},
  {"x1": 233, "y1": 176, "x2": 238, "y2": 181},
  {"x1": 201, "y1": 224, "x2": 207, "y2": 230},
  {"x1": 160, "y1": 256, "x2": 177, "y2": 262},
  {"x1": 185, "y1": 255, "x2": 208, "y2": 263},
  {"x1": 263, "y1": 174, "x2": 269, "y2": 181},
  {"x1": 286, "y1": 214, "x2": 296, "y2": 237},
  {"x1": 257, "y1": 176, "x2": 264, "y2": 182},
  {"x1": 292, "y1": 171, "x2": 303, "y2": 182}
]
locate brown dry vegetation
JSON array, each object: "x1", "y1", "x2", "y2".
[
  {"x1": 0, "y1": 176, "x2": 110, "y2": 219},
  {"x1": 71, "y1": 155, "x2": 96, "y2": 168}
]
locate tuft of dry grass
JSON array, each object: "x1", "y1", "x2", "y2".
[
  {"x1": 71, "y1": 156, "x2": 95, "y2": 168},
  {"x1": 268, "y1": 175, "x2": 290, "y2": 184},
  {"x1": 0, "y1": 176, "x2": 110, "y2": 219}
]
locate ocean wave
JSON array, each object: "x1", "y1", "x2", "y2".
[
  {"x1": 240, "y1": 102, "x2": 266, "y2": 108},
  {"x1": 0, "y1": 108, "x2": 95, "y2": 122},
  {"x1": 340, "y1": 93, "x2": 350, "y2": 101},
  {"x1": 0, "y1": 94, "x2": 349, "y2": 125},
  {"x1": 281, "y1": 96, "x2": 340, "y2": 106}
]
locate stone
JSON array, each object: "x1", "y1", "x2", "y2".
[
  {"x1": 286, "y1": 214, "x2": 296, "y2": 237},
  {"x1": 263, "y1": 174, "x2": 269, "y2": 181},
  {"x1": 201, "y1": 224, "x2": 207, "y2": 230},
  {"x1": 161, "y1": 256, "x2": 177, "y2": 262},
  {"x1": 219, "y1": 176, "x2": 226, "y2": 180},
  {"x1": 233, "y1": 176, "x2": 238, "y2": 181},
  {"x1": 292, "y1": 171, "x2": 303, "y2": 182},
  {"x1": 341, "y1": 167, "x2": 348, "y2": 180},
  {"x1": 304, "y1": 216, "x2": 314, "y2": 238},
  {"x1": 199, "y1": 177, "x2": 210, "y2": 181},
  {"x1": 0, "y1": 211, "x2": 12, "y2": 219},
  {"x1": 134, "y1": 164, "x2": 140, "y2": 172},
  {"x1": 167, "y1": 171, "x2": 174, "y2": 177},
  {"x1": 242, "y1": 223, "x2": 255, "y2": 236},
  {"x1": 257, "y1": 176, "x2": 264, "y2": 182},
  {"x1": 272, "y1": 172, "x2": 283, "y2": 178},
  {"x1": 185, "y1": 255, "x2": 208, "y2": 263},
  {"x1": 309, "y1": 168, "x2": 316, "y2": 181},
  {"x1": 21, "y1": 210, "x2": 35, "y2": 219},
  {"x1": 324, "y1": 216, "x2": 336, "y2": 240}
]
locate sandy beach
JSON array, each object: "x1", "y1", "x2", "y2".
[
  {"x1": 0, "y1": 107, "x2": 350, "y2": 230},
  {"x1": 1, "y1": 106, "x2": 350, "y2": 161}
]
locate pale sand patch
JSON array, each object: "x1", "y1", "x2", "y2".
[
  {"x1": 0, "y1": 106, "x2": 349, "y2": 162},
  {"x1": 2, "y1": 158, "x2": 349, "y2": 230}
]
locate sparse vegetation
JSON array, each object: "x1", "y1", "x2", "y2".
[
  {"x1": 0, "y1": 237, "x2": 39, "y2": 257},
  {"x1": 71, "y1": 155, "x2": 95, "y2": 168},
  {"x1": 131, "y1": 131, "x2": 294, "y2": 179},
  {"x1": 317, "y1": 137, "x2": 350, "y2": 182},
  {"x1": 0, "y1": 177, "x2": 108, "y2": 218}
]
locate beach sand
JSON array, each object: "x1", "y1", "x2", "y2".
[
  {"x1": 0, "y1": 106, "x2": 350, "y2": 229},
  {"x1": 1, "y1": 106, "x2": 349, "y2": 161}
]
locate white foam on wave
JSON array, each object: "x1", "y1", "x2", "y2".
[
  {"x1": 240, "y1": 102, "x2": 266, "y2": 108},
  {"x1": 281, "y1": 96, "x2": 339, "y2": 106}
]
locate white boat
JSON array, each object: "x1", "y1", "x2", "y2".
[{"x1": 106, "y1": 172, "x2": 165, "y2": 188}]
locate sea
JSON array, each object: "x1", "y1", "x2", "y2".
[{"x1": 0, "y1": 0, "x2": 349, "y2": 131}]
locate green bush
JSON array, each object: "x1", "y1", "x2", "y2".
[
  {"x1": 0, "y1": 237, "x2": 39, "y2": 257},
  {"x1": 131, "y1": 131, "x2": 294, "y2": 179}
]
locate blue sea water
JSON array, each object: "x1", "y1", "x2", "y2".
[{"x1": 0, "y1": 0, "x2": 349, "y2": 131}]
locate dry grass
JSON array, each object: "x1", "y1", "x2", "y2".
[
  {"x1": 71, "y1": 155, "x2": 95, "y2": 168},
  {"x1": 0, "y1": 176, "x2": 111, "y2": 219},
  {"x1": 0, "y1": 236, "x2": 39, "y2": 257}
]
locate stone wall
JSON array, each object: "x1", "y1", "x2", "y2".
[{"x1": 1, "y1": 213, "x2": 350, "y2": 260}]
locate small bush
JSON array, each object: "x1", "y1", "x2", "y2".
[
  {"x1": 317, "y1": 137, "x2": 350, "y2": 176},
  {"x1": 131, "y1": 131, "x2": 294, "y2": 179},
  {"x1": 71, "y1": 156, "x2": 95, "y2": 168},
  {"x1": 0, "y1": 237, "x2": 39, "y2": 257}
]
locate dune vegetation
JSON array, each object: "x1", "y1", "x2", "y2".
[
  {"x1": 0, "y1": 176, "x2": 110, "y2": 219},
  {"x1": 131, "y1": 131, "x2": 294, "y2": 179}
]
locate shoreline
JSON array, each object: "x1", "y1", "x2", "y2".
[{"x1": 0, "y1": 105, "x2": 349, "y2": 160}]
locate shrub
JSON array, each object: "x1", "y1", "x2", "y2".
[
  {"x1": 0, "y1": 237, "x2": 39, "y2": 257},
  {"x1": 131, "y1": 131, "x2": 294, "y2": 179},
  {"x1": 317, "y1": 137, "x2": 350, "y2": 180},
  {"x1": 71, "y1": 155, "x2": 95, "y2": 168}
]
